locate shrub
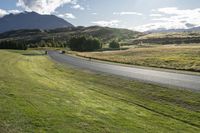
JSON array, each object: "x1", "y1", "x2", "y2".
[
  {"x1": 109, "y1": 40, "x2": 120, "y2": 48},
  {"x1": 69, "y1": 36, "x2": 101, "y2": 52}
]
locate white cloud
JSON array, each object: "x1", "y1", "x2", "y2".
[
  {"x1": 0, "y1": 9, "x2": 8, "y2": 17},
  {"x1": 17, "y1": 0, "x2": 74, "y2": 14},
  {"x1": 113, "y1": 11, "x2": 143, "y2": 16},
  {"x1": 72, "y1": 4, "x2": 84, "y2": 10},
  {"x1": 58, "y1": 13, "x2": 76, "y2": 19},
  {"x1": 70, "y1": 0, "x2": 77, "y2": 4},
  {"x1": 134, "y1": 21, "x2": 187, "y2": 32},
  {"x1": 92, "y1": 20, "x2": 120, "y2": 27},
  {"x1": 157, "y1": 7, "x2": 185, "y2": 15},
  {"x1": 150, "y1": 14, "x2": 162, "y2": 17},
  {"x1": 92, "y1": 13, "x2": 97, "y2": 15},
  {"x1": 9, "y1": 10, "x2": 22, "y2": 14},
  {"x1": 135, "y1": 7, "x2": 200, "y2": 32},
  {"x1": 0, "y1": 9, "x2": 22, "y2": 17}
]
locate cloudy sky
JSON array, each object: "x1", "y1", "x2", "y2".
[{"x1": 0, "y1": 0, "x2": 200, "y2": 31}]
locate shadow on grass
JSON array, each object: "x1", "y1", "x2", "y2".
[{"x1": 22, "y1": 53, "x2": 46, "y2": 56}]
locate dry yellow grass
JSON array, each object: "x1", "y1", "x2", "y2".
[{"x1": 77, "y1": 45, "x2": 200, "y2": 72}]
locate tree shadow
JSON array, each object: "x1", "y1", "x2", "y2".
[{"x1": 22, "y1": 53, "x2": 46, "y2": 56}]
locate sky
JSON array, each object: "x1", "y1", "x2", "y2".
[{"x1": 0, "y1": 0, "x2": 200, "y2": 31}]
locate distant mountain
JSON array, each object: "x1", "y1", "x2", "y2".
[
  {"x1": 188, "y1": 26, "x2": 200, "y2": 32},
  {"x1": 0, "y1": 12, "x2": 73, "y2": 33},
  {"x1": 147, "y1": 26, "x2": 200, "y2": 33}
]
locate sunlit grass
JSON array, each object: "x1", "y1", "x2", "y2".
[{"x1": 0, "y1": 50, "x2": 199, "y2": 132}]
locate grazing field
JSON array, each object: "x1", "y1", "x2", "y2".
[
  {"x1": 77, "y1": 45, "x2": 200, "y2": 72},
  {"x1": 0, "y1": 50, "x2": 200, "y2": 132}
]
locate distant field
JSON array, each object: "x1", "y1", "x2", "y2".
[
  {"x1": 0, "y1": 50, "x2": 200, "y2": 132},
  {"x1": 77, "y1": 45, "x2": 200, "y2": 72}
]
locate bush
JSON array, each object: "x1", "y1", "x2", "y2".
[
  {"x1": 69, "y1": 36, "x2": 101, "y2": 52},
  {"x1": 109, "y1": 40, "x2": 120, "y2": 48}
]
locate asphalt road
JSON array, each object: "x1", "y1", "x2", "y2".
[{"x1": 48, "y1": 51, "x2": 200, "y2": 91}]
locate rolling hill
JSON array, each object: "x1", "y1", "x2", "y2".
[{"x1": 0, "y1": 26, "x2": 141, "y2": 44}]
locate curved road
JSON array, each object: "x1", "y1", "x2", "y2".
[{"x1": 49, "y1": 51, "x2": 200, "y2": 91}]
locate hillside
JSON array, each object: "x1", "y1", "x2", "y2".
[{"x1": 0, "y1": 26, "x2": 141, "y2": 44}]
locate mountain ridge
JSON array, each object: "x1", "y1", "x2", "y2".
[
  {"x1": 0, "y1": 12, "x2": 74, "y2": 33},
  {"x1": 146, "y1": 26, "x2": 200, "y2": 33}
]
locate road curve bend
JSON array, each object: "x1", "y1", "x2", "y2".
[{"x1": 48, "y1": 51, "x2": 200, "y2": 91}]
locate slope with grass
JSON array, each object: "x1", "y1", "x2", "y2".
[
  {"x1": 0, "y1": 50, "x2": 200, "y2": 132},
  {"x1": 0, "y1": 26, "x2": 141, "y2": 44},
  {"x1": 77, "y1": 45, "x2": 200, "y2": 72}
]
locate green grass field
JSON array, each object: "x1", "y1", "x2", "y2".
[
  {"x1": 0, "y1": 50, "x2": 200, "y2": 132},
  {"x1": 77, "y1": 45, "x2": 200, "y2": 72}
]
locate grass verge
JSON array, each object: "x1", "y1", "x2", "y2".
[{"x1": 0, "y1": 50, "x2": 199, "y2": 132}]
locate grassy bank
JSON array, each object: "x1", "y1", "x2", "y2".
[
  {"x1": 77, "y1": 45, "x2": 200, "y2": 72},
  {"x1": 0, "y1": 50, "x2": 200, "y2": 132}
]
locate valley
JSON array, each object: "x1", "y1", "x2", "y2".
[{"x1": 0, "y1": 2, "x2": 200, "y2": 132}]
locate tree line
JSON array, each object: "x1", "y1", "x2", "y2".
[
  {"x1": 68, "y1": 36, "x2": 102, "y2": 52},
  {"x1": 0, "y1": 40, "x2": 28, "y2": 50},
  {"x1": 0, "y1": 40, "x2": 67, "y2": 50},
  {"x1": 0, "y1": 36, "x2": 120, "y2": 51}
]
